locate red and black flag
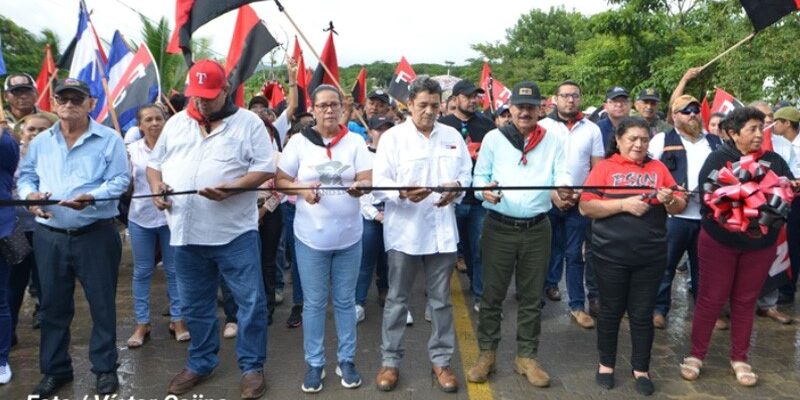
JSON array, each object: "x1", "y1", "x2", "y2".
[
  {"x1": 351, "y1": 66, "x2": 367, "y2": 106},
  {"x1": 292, "y1": 37, "x2": 312, "y2": 115},
  {"x1": 224, "y1": 5, "x2": 279, "y2": 107},
  {"x1": 168, "y1": 0, "x2": 266, "y2": 65},
  {"x1": 35, "y1": 44, "x2": 57, "y2": 112},
  {"x1": 261, "y1": 80, "x2": 286, "y2": 110},
  {"x1": 308, "y1": 29, "x2": 340, "y2": 96},
  {"x1": 740, "y1": 0, "x2": 799, "y2": 31},
  {"x1": 387, "y1": 56, "x2": 416, "y2": 104}
]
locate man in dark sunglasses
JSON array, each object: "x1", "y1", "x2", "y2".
[
  {"x1": 647, "y1": 94, "x2": 722, "y2": 330},
  {"x1": 2, "y1": 73, "x2": 57, "y2": 131},
  {"x1": 17, "y1": 78, "x2": 130, "y2": 398}
]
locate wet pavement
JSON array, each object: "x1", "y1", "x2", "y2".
[{"x1": 2, "y1": 233, "x2": 800, "y2": 400}]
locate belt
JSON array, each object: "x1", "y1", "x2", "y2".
[
  {"x1": 39, "y1": 219, "x2": 114, "y2": 236},
  {"x1": 488, "y1": 210, "x2": 546, "y2": 229}
]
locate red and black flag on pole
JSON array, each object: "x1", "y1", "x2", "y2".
[
  {"x1": 387, "y1": 56, "x2": 416, "y2": 104},
  {"x1": 168, "y1": 0, "x2": 267, "y2": 66},
  {"x1": 224, "y1": 5, "x2": 279, "y2": 107},
  {"x1": 740, "y1": 0, "x2": 799, "y2": 31},
  {"x1": 261, "y1": 80, "x2": 286, "y2": 110},
  {"x1": 308, "y1": 26, "x2": 340, "y2": 96},
  {"x1": 291, "y1": 36, "x2": 312, "y2": 115},
  {"x1": 351, "y1": 66, "x2": 367, "y2": 106}
]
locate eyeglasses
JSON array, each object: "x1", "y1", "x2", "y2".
[
  {"x1": 54, "y1": 95, "x2": 87, "y2": 106},
  {"x1": 557, "y1": 93, "x2": 581, "y2": 100},
  {"x1": 314, "y1": 102, "x2": 342, "y2": 111},
  {"x1": 678, "y1": 106, "x2": 701, "y2": 115}
]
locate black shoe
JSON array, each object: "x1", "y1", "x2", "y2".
[
  {"x1": 287, "y1": 304, "x2": 303, "y2": 328},
  {"x1": 633, "y1": 374, "x2": 654, "y2": 396},
  {"x1": 96, "y1": 372, "x2": 119, "y2": 394},
  {"x1": 595, "y1": 371, "x2": 614, "y2": 390},
  {"x1": 32, "y1": 375, "x2": 73, "y2": 398}
]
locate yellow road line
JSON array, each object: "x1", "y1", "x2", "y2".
[{"x1": 451, "y1": 270, "x2": 494, "y2": 400}]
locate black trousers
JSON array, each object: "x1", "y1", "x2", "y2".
[
  {"x1": 8, "y1": 232, "x2": 40, "y2": 337},
  {"x1": 34, "y1": 222, "x2": 121, "y2": 377},
  {"x1": 221, "y1": 207, "x2": 283, "y2": 324},
  {"x1": 593, "y1": 254, "x2": 665, "y2": 372}
]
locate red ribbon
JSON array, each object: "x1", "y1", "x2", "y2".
[
  {"x1": 703, "y1": 155, "x2": 795, "y2": 235},
  {"x1": 324, "y1": 125, "x2": 350, "y2": 160}
]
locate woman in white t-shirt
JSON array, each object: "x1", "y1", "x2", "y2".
[
  {"x1": 125, "y1": 105, "x2": 189, "y2": 348},
  {"x1": 276, "y1": 85, "x2": 372, "y2": 393}
]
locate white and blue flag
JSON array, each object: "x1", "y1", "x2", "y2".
[{"x1": 67, "y1": 1, "x2": 107, "y2": 117}]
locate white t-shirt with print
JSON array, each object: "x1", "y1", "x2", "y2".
[{"x1": 279, "y1": 131, "x2": 372, "y2": 251}]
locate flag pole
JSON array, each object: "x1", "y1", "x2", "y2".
[
  {"x1": 274, "y1": 0, "x2": 369, "y2": 129},
  {"x1": 94, "y1": 57, "x2": 122, "y2": 134},
  {"x1": 35, "y1": 72, "x2": 59, "y2": 108},
  {"x1": 699, "y1": 32, "x2": 755, "y2": 72},
  {"x1": 161, "y1": 92, "x2": 178, "y2": 115}
]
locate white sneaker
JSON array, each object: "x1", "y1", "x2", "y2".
[
  {"x1": 424, "y1": 306, "x2": 432, "y2": 322},
  {"x1": 355, "y1": 304, "x2": 365, "y2": 323},
  {"x1": 473, "y1": 302, "x2": 480, "y2": 313},
  {"x1": 275, "y1": 288, "x2": 285, "y2": 304},
  {"x1": 406, "y1": 311, "x2": 414, "y2": 326},
  {"x1": 223, "y1": 322, "x2": 238, "y2": 339},
  {"x1": 0, "y1": 362, "x2": 11, "y2": 384}
]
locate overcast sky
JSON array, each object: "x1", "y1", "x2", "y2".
[{"x1": 5, "y1": 0, "x2": 611, "y2": 67}]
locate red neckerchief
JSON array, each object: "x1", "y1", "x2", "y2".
[
  {"x1": 565, "y1": 112, "x2": 584, "y2": 131},
  {"x1": 520, "y1": 125, "x2": 546, "y2": 165},
  {"x1": 325, "y1": 125, "x2": 349, "y2": 159},
  {"x1": 186, "y1": 100, "x2": 209, "y2": 131},
  {"x1": 301, "y1": 124, "x2": 350, "y2": 160}
]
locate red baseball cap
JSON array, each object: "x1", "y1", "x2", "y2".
[{"x1": 185, "y1": 59, "x2": 227, "y2": 99}]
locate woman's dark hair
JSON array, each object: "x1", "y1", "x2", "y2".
[
  {"x1": 605, "y1": 117, "x2": 652, "y2": 159},
  {"x1": 726, "y1": 106, "x2": 765, "y2": 135},
  {"x1": 136, "y1": 103, "x2": 165, "y2": 123},
  {"x1": 710, "y1": 112, "x2": 726, "y2": 120},
  {"x1": 310, "y1": 84, "x2": 343, "y2": 105}
]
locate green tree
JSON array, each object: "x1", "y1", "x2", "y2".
[{"x1": 0, "y1": 15, "x2": 58, "y2": 77}]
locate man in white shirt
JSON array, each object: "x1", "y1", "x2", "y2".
[
  {"x1": 146, "y1": 59, "x2": 274, "y2": 399},
  {"x1": 373, "y1": 76, "x2": 472, "y2": 393},
  {"x1": 648, "y1": 95, "x2": 722, "y2": 329}
]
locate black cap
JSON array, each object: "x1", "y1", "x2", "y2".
[
  {"x1": 637, "y1": 88, "x2": 660, "y2": 102},
  {"x1": 605, "y1": 86, "x2": 629, "y2": 100},
  {"x1": 54, "y1": 78, "x2": 92, "y2": 97},
  {"x1": 248, "y1": 95, "x2": 270, "y2": 109},
  {"x1": 368, "y1": 116, "x2": 395, "y2": 130},
  {"x1": 494, "y1": 103, "x2": 510, "y2": 118},
  {"x1": 367, "y1": 89, "x2": 390, "y2": 104},
  {"x1": 451, "y1": 80, "x2": 485, "y2": 97},
  {"x1": 509, "y1": 82, "x2": 542, "y2": 106},
  {"x1": 4, "y1": 73, "x2": 36, "y2": 92}
]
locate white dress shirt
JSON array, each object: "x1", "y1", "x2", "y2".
[
  {"x1": 537, "y1": 116, "x2": 604, "y2": 185},
  {"x1": 128, "y1": 138, "x2": 167, "y2": 228},
  {"x1": 148, "y1": 108, "x2": 275, "y2": 246},
  {"x1": 373, "y1": 120, "x2": 472, "y2": 255}
]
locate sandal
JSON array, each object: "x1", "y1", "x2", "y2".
[
  {"x1": 126, "y1": 324, "x2": 151, "y2": 348},
  {"x1": 679, "y1": 356, "x2": 702, "y2": 381},
  {"x1": 730, "y1": 361, "x2": 758, "y2": 387},
  {"x1": 170, "y1": 321, "x2": 191, "y2": 342}
]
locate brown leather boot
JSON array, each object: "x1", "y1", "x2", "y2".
[
  {"x1": 514, "y1": 357, "x2": 550, "y2": 387},
  {"x1": 375, "y1": 367, "x2": 399, "y2": 392},
  {"x1": 168, "y1": 369, "x2": 209, "y2": 395},
  {"x1": 431, "y1": 366, "x2": 458, "y2": 393},
  {"x1": 467, "y1": 351, "x2": 497, "y2": 383},
  {"x1": 240, "y1": 371, "x2": 266, "y2": 399}
]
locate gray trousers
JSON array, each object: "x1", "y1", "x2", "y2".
[{"x1": 380, "y1": 250, "x2": 456, "y2": 368}]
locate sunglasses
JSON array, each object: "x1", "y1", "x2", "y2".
[
  {"x1": 54, "y1": 95, "x2": 87, "y2": 106},
  {"x1": 678, "y1": 106, "x2": 701, "y2": 115}
]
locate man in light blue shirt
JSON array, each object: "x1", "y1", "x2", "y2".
[
  {"x1": 17, "y1": 78, "x2": 129, "y2": 398},
  {"x1": 467, "y1": 81, "x2": 569, "y2": 388}
]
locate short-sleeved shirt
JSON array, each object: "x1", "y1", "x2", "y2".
[
  {"x1": 538, "y1": 115, "x2": 604, "y2": 186},
  {"x1": 581, "y1": 154, "x2": 679, "y2": 264},
  {"x1": 278, "y1": 131, "x2": 371, "y2": 251},
  {"x1": 127, "y1": 138, "x2": 167, "y2": 228},
  {"x1": 148, "y1": 108, "x2": 274, "y2": 246}
]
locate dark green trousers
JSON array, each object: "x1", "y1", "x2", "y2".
[{"x1": 477, "y1": 215, "x2": 551, "y2": 358}]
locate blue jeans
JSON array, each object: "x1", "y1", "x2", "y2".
[
  {"x1": 173, "y1": 230, "x2": 266, "y2": 375},
  {"x1": 128, "y1": 222, "x2": 180, "y2": 323},
  {"x1": 456, "y1": 203, "x2": 485, "y2": 300},
  {"x1": 281, "y1": 203, "x2": 303, "y2": 305},
  {"x1": 545, "y1": 206, "x2": 590, "y2": 310},
  {"x1": 654, "y1": 217, "x2": 701, "y2": 316},
  {"x1": 294, "y1": 239, "x2": 361, "y2": 367},
  {"x1": 356, "y1": 218, "x2": 388, "y2": 306}
]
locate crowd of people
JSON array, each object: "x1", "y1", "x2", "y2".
[{"x1": 0, "y1": 59, "x2": 798, "y2": 399}]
